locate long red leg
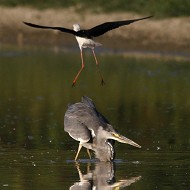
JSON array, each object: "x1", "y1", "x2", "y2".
[
  {"x1": 92, "y1": 49, "x2": 105, "y2": 85},
  {"x1": 72, "y1": 50, "x2": 84, "y2": 87}
]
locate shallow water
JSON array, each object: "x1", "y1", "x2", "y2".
[{"x1": 0, "y1": 47, "x2": 190, "y2": 189}]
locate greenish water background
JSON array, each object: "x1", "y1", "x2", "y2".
[{"x1": 0, "y1": 47, "x2": 190, "y2": 189}]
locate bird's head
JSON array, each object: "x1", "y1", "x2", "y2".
[
  {"x1": 109, "y1": 131, "x2": 141, "y2": 148},
  {"x1": 73, "y1": 24, "x2": 81, "y2": 32},
  {"x1": 98, "y1": 125, "x2": 141, "y2": 149}
]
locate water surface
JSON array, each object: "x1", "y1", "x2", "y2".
[{"x1": 0, "y1": 47, "x2": 190, "y2": 189}]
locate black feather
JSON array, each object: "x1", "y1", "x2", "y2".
[
  {"x1": 87, "y1": 16, "x2": 153, "y2": 37},
  {"x1": 23, "y1": 22, "x2": 76, "y2": 35},
  {"x1": 23, "y1": 16, "x2": 153, "y2": 38}
]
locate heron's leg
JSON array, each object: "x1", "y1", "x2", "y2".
[
  {"x1": 72, "y1": 49, "x2": 84, "y2": 87},
  {"x1": 92, "y1": 48, "x2": 105, "y2": 85},
  {"x1": 75, "y1": 163, "x2": 84, "y2": 181},
  {"x1": 87, "y1": 149, "x2": 92, "y2": 159},
  {"x1": 75, "y1": 143, "x2": 83, "y2": 161}
]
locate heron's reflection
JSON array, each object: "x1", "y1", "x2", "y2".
[{"x1": 69, "y1": 162, "x2": 141, "y2": 190}]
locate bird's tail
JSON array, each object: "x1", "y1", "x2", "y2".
[{"x1": 94, "y1": 41, "x2": 102, "y2": 47}]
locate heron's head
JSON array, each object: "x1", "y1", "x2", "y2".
[
  {"x1": 99, "y1": 125, "x2": 141, "y2": 149},
  {"x1": 95, "y1": 125, "x2": 141, "y2": 161},
  {"x1": 73, "y1": 24, "x2": 81, "y2": 32}
]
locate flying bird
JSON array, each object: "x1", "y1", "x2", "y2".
[{"x1": 24, "y1": 16, "x2": 153, "y2": 86}]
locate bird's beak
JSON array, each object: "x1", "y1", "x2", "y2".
[{"x1": 111, "y1": 132, "x2": 141, "y2": 148}]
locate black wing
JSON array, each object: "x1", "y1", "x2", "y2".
[
  {"x1": 87, "y1": 15, "x2": 153, "y2": 37},
  {"x1": 23, "y1": 22, "x2": 77, "y2": 35}
]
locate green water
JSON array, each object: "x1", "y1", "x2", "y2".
[{"x1": 0, "y1": 48, "x2": 190, "y2": 189}]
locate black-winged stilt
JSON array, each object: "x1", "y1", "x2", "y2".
[{"x1": 24, "y1": 15, "x2": 153, "y2": 86}]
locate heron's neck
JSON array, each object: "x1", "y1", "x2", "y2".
[{"x1": 95, "y1": 136, "x2": 115, "y2": 161}]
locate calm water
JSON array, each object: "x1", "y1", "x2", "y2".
[{"x1": 0, "y1": 47, "x2": 190, "y2": 189}]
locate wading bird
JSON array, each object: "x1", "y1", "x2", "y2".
[
  {"x1": 24, "y1": 16, "x2": 152, "y2": 86},
  {"x1": 64, "y1": 96, "x2": 141, "y2": 161}
]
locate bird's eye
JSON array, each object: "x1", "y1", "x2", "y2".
[{"x1": 112, "y1": 133, "x2": 120, "y2": 138}]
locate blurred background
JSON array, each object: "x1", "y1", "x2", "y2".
[
  {"x1": 0, "y1": 0, "x2": 190, "y2": 53},
  {"x1": 0, "y1": 1, "x2": 190, "y2": 190}
]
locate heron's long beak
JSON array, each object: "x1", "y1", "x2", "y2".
[{"x1": 111, "y1": 132, "x2": 141, "y2": 148}]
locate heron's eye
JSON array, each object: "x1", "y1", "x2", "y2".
[{"x1": 112, "y1": 133, "x2": 120, "y2": 138}]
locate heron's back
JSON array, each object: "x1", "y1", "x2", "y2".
[{"x1": 64, "y1": 102, "x2": 105, "y2": 130}]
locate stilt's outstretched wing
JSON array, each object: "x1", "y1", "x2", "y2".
[
  {"x1": 87, "y1": 16, "x2": 153, "y2": 37},
  {"x1": 24, "y1": 15, "x2": 153, "y2": 38},
  {"x1": 23, "y1": 22, "x2": 76, "y2": 35}
]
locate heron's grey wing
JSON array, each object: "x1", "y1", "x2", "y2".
[
  {"x1": 87, "y1": 16, "x2": 153, "y2": 37},
  {"x1": 23, "y1": 22, "x2": 76, "y2": 35},
  {"x1": 64, "y1": 115, "x2": 91, "y2": 142},
  {"x1": 97, "y1": 112, "x2": 110, "y2": 124},
  {"x1": 82, "y1": 96, "x2": 96, "y2": 109},
  {"x1": 82, "y1": 96, "x2": 110, "y2": 124}
]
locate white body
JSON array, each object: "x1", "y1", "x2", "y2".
[
  {"x1": 73, "y1": 23, "x2": 102, "y2": 50},
  {"x1": 75, "y1": 36, "x2": 102, "y2": 50}
]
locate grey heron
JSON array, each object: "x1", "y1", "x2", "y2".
[{"x1": 64, "y1": 96, "x2": 141, "y2": 161}]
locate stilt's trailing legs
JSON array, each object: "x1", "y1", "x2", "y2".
[
  {"x1": 72, "y1": 50, "x2": 85, "y2": 87},
  {"x1": 92, "y1": 48, "x2": 105, "y2": 85}
]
